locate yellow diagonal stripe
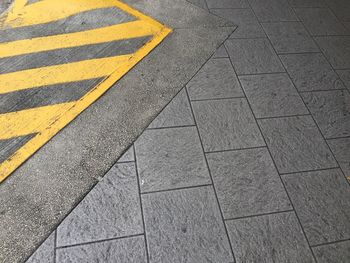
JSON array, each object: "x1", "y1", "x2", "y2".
[
  {"x1": 0, "y1": 54, "x2": 131, "y2": 95},
  {"x1": 0, "y1": 103, "x2": 75, "y2": 140},
  {"x1": 3, "y1": 0, "x2": 118, "y2": 28},
  {"x1": 0, "y1": 20, "x2": 159, "y2": 58}
]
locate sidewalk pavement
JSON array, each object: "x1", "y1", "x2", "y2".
[{"x1": 18, "y1": 0, "x2": 350, "y2": 262}]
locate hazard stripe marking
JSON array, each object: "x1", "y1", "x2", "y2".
[{"x1": 0, "y1": 0, "x2": 172, "y2": 181}]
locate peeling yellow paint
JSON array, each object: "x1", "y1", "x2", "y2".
[
  {"x1": 0, "y1": 55, "x2": 131, "y2": 94},
  {"x1": 4, "y1": 0, "x2": 117, "y2": 28},
  {"x1": 0, "y1": 20, "x2": 161, "y2": 58}
]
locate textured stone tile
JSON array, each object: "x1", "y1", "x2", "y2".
[
  {"x1": 313, "y1": 240, "x2": 350, "y2": 263},
  {"x1": 315, "y1": 36, "x2": 350, "y2": 69},
  {"x1": 212, "y1": 44, "x2": 228, "y2": 58},
  {"x1": 239, "y1": 73, "x2": 308, "y2": 118},
  {"x1": 337, "y1": 69, "x2": 350, "y2": 91},
  {"x1": 262, "y1": 22, "x2": 319, "y2": 53},
  {"x1": 187, "y1": 0, "x2": 208, "y2": 10},
  {"x1": 280, "y1": 53, "x2": 345, "y2": 92},
  {"x1": 26, "y1": 232, "x2": 55, "y2": 263},
  {"x1": 134, "y1": 127, "x2": 211, "y2": 192},
  {"x1": 282, "y1": 169, "x2": 350, "y2": 245},
  {"x1": 207, "y1": 148, "x2": 291, "y2": 218},
  {"x1": 56, "y1": 236, "x2": 147, "y2": 263},
  {"x1": 192, "y1": 98, "x2": 265, "y2": 152},
  {"x1": 225, "y1": 38, "x2": 284, "y2": 75},
  {"x1": 142, "y1": 186, "x2": 233, "y2": 263},
  {"x1": 295, "y1": 8, "x2": 348, "y2": 36},
  {"x1": 226, "y1": 212, "x2": 315, "y2": 263},
  {"x1": 117, "y1": 145, "x2": 134, "y2": 163},
  {"x1": 211, "y1": 9, "x2": 266, "y2": 39},
  {"x1": 288, "y1": 0, "x2": 326, "y2": 7},
  {"x1": 187, "y1": 58, "x2": 243, "y2": 100},
  {"x1": 248, "y1": 0, "x2": 298, "y2": 22},
  {"x1": 148, "y1": 89, "x2": 194, "y2": 128},
  {"x1": 206, "y1": 0, "x2": 249, "y2": 8},
  {"x1": 326, "y1": 0, "x2": 350, "y2": 22},
  {"x1": 56, "y1": 163, "x2": 143, "y2": 247},
  {"x1": 258, "y1": 116, "x2": 337, "y2": 173},
  {"x1": 328, "y1": 137, "x2": 350, "y2": 178},
  {"x1": 345, "y1": 22, "x2": 350, "y2": 31},
  {"x1": 302, "y1": 90, "x2": 350, "y2": 138}
]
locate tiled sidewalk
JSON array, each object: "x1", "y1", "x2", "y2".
[{"x1": 26, "y1": 0, "x2": 350, "y2": 262}]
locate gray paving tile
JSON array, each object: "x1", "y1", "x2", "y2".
[
  {"x1": 325, "y1": 0, "x2": 350, "y2": 22},
  {"x1": 226, "y1": 212, "x2": 315, "y2": 263},
  {"x1": 134, "y1": 127, "x2": 211, "y2": 193},
  {"x1": 186, "y1": 58, "x2": 244, "y2": 100},
  {"x1": 142, "y1": 186, "x2": 233, "y2": 263},
  {"x1": 288, "y1": 0, "x2": 326, "y2": 7},
  {"x1": 337, "y1": 69, "x2": 350, "y2": 91},
  {"x1": 239, "y1": 73, "x2": 308, "y2": 118},
  {"x1": 280, "y1": 53, "x2": 345, "y2": 92},
  {"x1": 26, "y1": 232, "x2": 55, "y2": 263},
  {"x1": 56, "y1": 163, "x2": 143, "y2": 247},
  {"x1": 312, "y1": 240, "x2": 350, "y2": 263},
  {"x1": 225, "y1": 38, "x2": 284, "y2": 75},
  {"x1": 212, "y1": 44, "x2": 228, "y2": 58},
  {"x1": 206, "y1": 0, "x2": 249, "y2": 8},
  {"x1": 258, "y1": 116, "x2": 337, "y2": 173},
  {"x1": 210, "y1": 9, "x2": 266, "y2": 39},
  {"x1": 301, "y1": 90, "x2": 350, "y2": 138},
  {"x1": 344, "y1": 22, "x2": 350, "y2": 31},
  {"x1": 117, "y1": 145, "x2": 134, "y2": 163},
  {"x1": 248, "y1": 0, "x2": 298, "y2": 22},
  {"x1": 315, "y1": 36, "x2": 350, "y2": 69},
  {"x1": 56, "y1": 236, "x2": 147, "y2": 263},
  {"x1": 148, "y1": 89, "x2": 194, "y2": 128},
  {"x1": 282, "y1": 169, "x2": 350, "y2": 245},
  {"x1": 187, "y1": 0, "x2": 208, "y2": 10},
  {"x1": 262, "y1": 22, "x2": 319, "y2": 54},
  {"x1": 207, "y1": 148, "x2": 291, "y2": 219},
  {"x1": 192, "y1": 98, "x2": 265, "y2": 152},
  {"x1": 295, "y1": 8, "x2": 348, "y2": 36},
  {"x1": 328, "y1": 137, "x2": 350, "y2": 178}
]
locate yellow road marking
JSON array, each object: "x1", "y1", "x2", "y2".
[
  {"x1": 4, "y1": 0, "x2": 117, "y2": 28},
  {"x1": 0, "y1": 55, "x2": 131, "y2": 94},
  {"x1": 0, "y1": 20, "x2": 159, "y2": 58},
  {"x1": 0, "y1": 0, "x2": 172, "y2": 182},
  {"x1": 0, "y1": 103, "x2": 75, "y2": 140}
]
